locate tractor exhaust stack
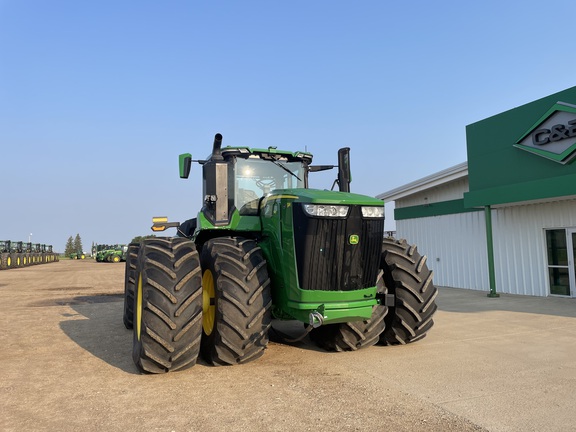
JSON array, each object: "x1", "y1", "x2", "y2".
[{"x1": 212, "y1": 133, "x2": 223, "y2": 160}]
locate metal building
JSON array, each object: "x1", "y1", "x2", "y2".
[{"x1": 378, "y1": 87, "x2": 576, "y2": 298}]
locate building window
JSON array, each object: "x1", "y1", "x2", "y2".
[{"x1": 545, "y1": 229, "x2": 576, "y2": 297}]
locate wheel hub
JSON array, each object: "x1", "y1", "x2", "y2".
[{"x1": 202, "y1": 270, "x2": 216, "y2": 336}]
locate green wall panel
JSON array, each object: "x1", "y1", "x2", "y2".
[{"x1": 465, "y1": 86, "x2": 576, "y2": 207}]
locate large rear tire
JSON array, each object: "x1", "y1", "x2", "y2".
[
  {"x1": 200, "y1": 237, "x2": 272, "y2": 366},
  {"x1": 123, "y1": 243, "x2": 140, "y2": 329},
  {"x1": 379, "y1": 238, "x2": 438, "y2": 345},
  {"x1": 132, "y1": 237, "x2": 203, "y2": 373},
  {"x1": 309, "y1": 271, "x2": 387, "y2": 352}
]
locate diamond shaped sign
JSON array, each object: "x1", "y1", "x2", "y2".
[{"x1": 514, "y1": 101, "x2": 576, "y2": 164}]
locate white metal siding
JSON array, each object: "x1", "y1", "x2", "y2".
[
  {"x1": 396, "y1": 177, "x2": 469, "y2": 208},
  {"x1": 492, "y1": 199, "x2": 576, "y2": 297},
  {"x1": 396, "y1": 198, "x2": 576, "y2": 297},
  {"x1": 396, "y1": 211, "x2": 489, "y2": 290}
]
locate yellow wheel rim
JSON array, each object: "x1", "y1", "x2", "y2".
[
  {"x1": 136, "y1": 273, "x2": 143, "y2": 341},
  {"x1": 202, "y1": 269, "x2": 216, "y2": 336}
]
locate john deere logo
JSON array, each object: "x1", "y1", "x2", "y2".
[
  {"x1": 514, "y1": 101, "x2": 576, "y2": 164},
  {"x1": 349, "y1": 235, "x2": 359, "y2": 245}
]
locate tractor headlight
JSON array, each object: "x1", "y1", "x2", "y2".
[
  {"x1": 303, "y1": 204, "x2": 349, "y2": 218},
  {"x1": 361, "y1": 206, "x2": 384, "y2": 218}
]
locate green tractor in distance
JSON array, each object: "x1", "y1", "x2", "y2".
[
  {"x1": 69, "y1": 250, "x2": 86, "y2": 260},
  {"x1": 45, "y1": 245, "x2": 58, "y2": 263},
  {"x1": 31, "y1": 243, "x2": 42, "y2": 264},
  {"x1": 0, "y1": 240, "x2": 14, "y2": 269},
  {"x1": 125, "y1": 133, "x2": 437, "y2": 374},
  {"x1": 102, "y1": 245, "x2": 128, "y2": 263},
  {"x1": 95, "y1": 244, "x2": 113, "y2": 262},
  {"x1": 9, "y1": 241, "x2": 25, "y2": 267},
  {"x1": 22, "y1": 242, "x2": 33, "y2": 266}
]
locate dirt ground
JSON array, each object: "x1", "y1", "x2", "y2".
[{"x1": 2, "y1": 259, "x2": 564, "y2": 431}]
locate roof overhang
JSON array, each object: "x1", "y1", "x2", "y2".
[{"x1": 377, "y1": 162, "x2": 468, "y2": 202}]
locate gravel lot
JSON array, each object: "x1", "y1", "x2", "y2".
[{"x1": 2, "y1": 259, "x2": 574, "y2": 431}]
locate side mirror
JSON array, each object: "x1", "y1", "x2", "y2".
[
  {"x1": 337, "y1": 147, "x2": 351, "y2": 192},
  {"x1": 179, "y1": 153, "x2": 192, "y2": 179}
]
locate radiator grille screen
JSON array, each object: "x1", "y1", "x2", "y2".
[{"x1": 293, "y1": 204, "x2": 383, "y2": 291}]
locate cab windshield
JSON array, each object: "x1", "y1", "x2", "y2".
[{"x1": 234, "y1": 157, "x2": 305, "y2": 215}]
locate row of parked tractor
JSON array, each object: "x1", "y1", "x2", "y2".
[
  {"x1": 0, "y1": 240, "x2": 59, "y2": 270},
  {"x1": 94, "y1": 244, "x2": 128, "y2": 263}
]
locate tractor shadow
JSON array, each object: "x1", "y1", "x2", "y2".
[
  {"x1": 57, "y1": 295, "x2": 324, "y2": 372},
  {"x1": 58, "y1": 294, "x2": 140, "y2": 374},
  {"x1": 268, "y1": 320, "x2": 328, "y2": 353}
]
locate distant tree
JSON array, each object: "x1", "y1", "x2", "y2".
[
  {"x1": 73, "y1": 234, "x2": 83, "y2": 254},
  {"x1": 131, "y1": 235, "x2": 156, "y2": 244},
  {"x1": 64, "y1": 236, "x2": 74, "y2": 256}
]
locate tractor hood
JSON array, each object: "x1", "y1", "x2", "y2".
[{"x1": 262, "y1": 188, "x2": 384, "y2": 206}]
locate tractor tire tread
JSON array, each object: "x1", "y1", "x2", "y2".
[
  {"x1": 200, "y1": 237, "x2": 272, "y2": 366},
  {"x1": 132, "y1": 237, "x2": 202, "y2": 373},
  {"x1": 379, "y1": 237, "x2": 438, "y2": 345}
]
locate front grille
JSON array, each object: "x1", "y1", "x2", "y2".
[{"x1": 293, "y1": 204, "x2": 383, "y2": 291}]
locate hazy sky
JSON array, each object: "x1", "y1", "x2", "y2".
[{"x1": 1, "y1": 1, "x2": 575, "y2": 252}]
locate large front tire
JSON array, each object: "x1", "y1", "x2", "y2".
[
  {"x1": 379, "y1": 238, "x2": 438, "y2": 345},
  {"x1": 132, "y1": 237, "x2": 203, "y2": 373},
  {"x1": 200, "y1": 237, "x2": 272, "y2": 366},
  {"x1": 309, "y1": 271, "x2": 387, "y2": 352}
]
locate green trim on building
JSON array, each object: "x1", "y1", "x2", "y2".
[
  {"x1": 464, "y1": 172, "x2": 576, "y2": 208},
  {"x1": 395, "y1": 199, "x2": 482, "y2": 221}
]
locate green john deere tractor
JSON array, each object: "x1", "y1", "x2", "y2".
[
  {"x1": 0, "y1": 241, "x2": 14, "y2": 270},
  {"x1": 95, "y1": 245, "x2": 113, "y2": 262},
  {"x1": 125, "y1": 133, "x2": 437, "y2": 373},
  {"x1": 69, "y1": 250, "x2": 86, "y2": 260},
  {"x1": 102, "y1": 245, "x2": 128, "y2": 263}
]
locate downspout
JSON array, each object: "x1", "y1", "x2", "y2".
[{"x1": 484, "y1": 205, "x2": 499, "y2": 298}]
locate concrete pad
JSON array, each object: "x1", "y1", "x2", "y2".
[{"x1": 370, "y1": 287, "x2": 576, "y2": 432}]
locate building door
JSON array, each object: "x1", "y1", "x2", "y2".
[{"x1": 546, "y1": 228, "x2": 576, "y2": 297}]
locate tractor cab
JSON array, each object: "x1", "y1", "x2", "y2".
[
  {"x1": 178, "y1": 134, "x2": 313, "y2": 228},
  {"x1": 231, "y1": 152, "x2": 306, "y2": 215},
  {"x1": 12, "y1": 241, "x2": 23, "y2": 253},
  {"x1": 0, "y1": 241, "x2": 9, "y2": 253}
]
